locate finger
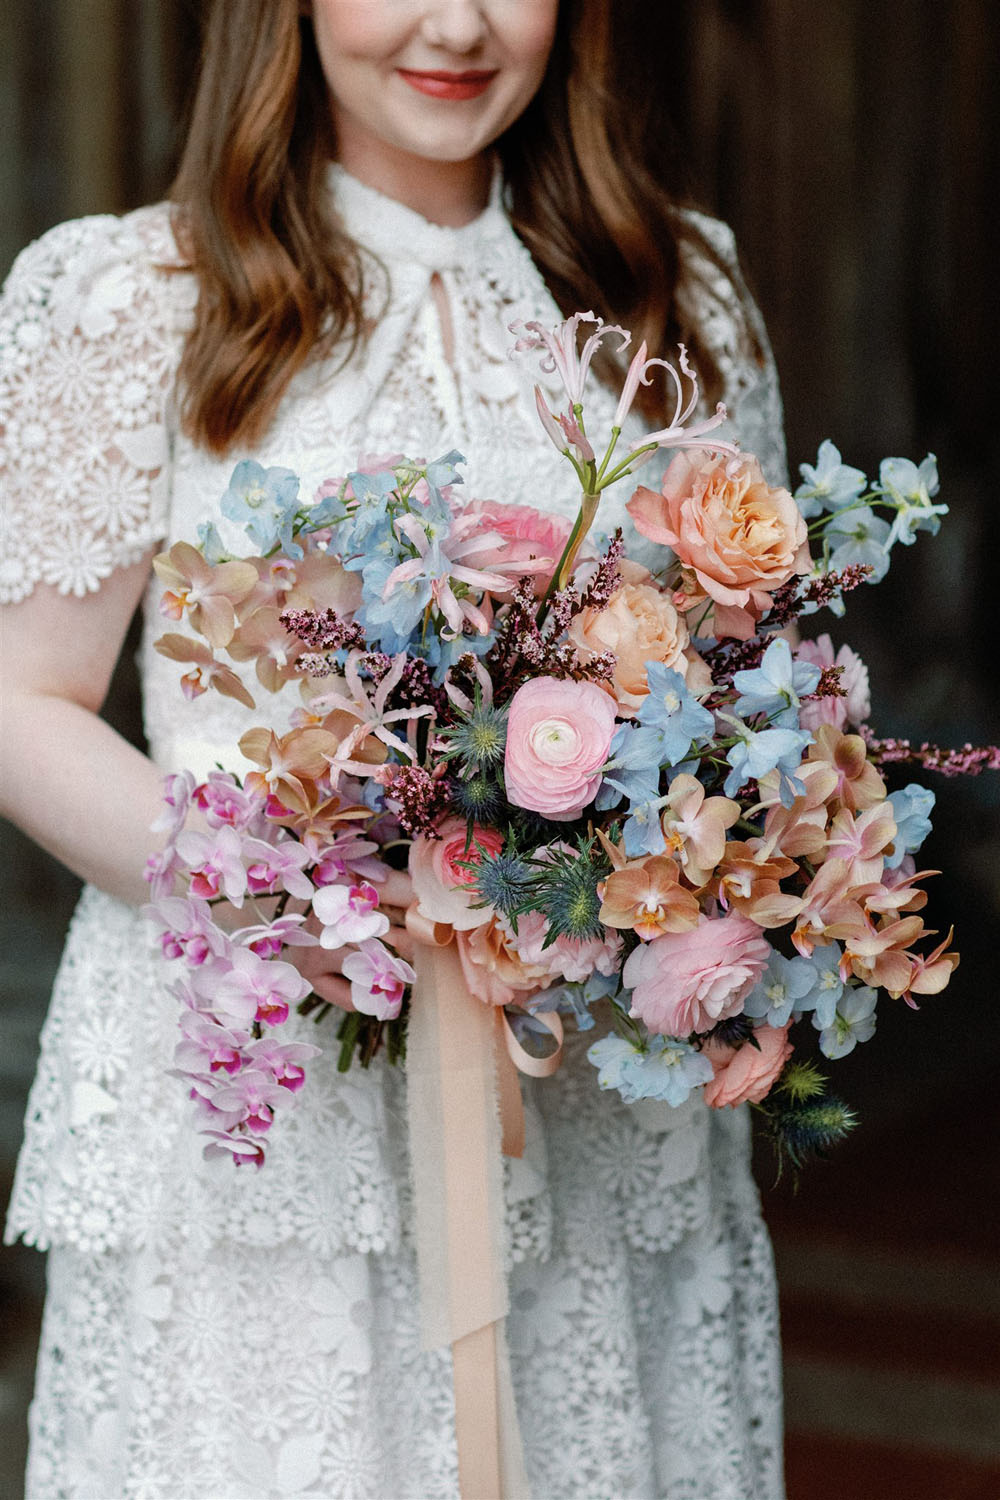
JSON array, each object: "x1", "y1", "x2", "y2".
[
  {"x1": 388, "y1": 922, "x2": 415, "y2": 959},
  {"x1": 378, "y1": 868, "x2": 414, "y2": 909},
  {"x1": 309, "y1": 973, "x2": 355, "y2": 1012}
]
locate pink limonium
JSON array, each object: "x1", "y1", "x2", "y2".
[
  {"x1": 341, "y1": 938, "x2": 415, "y2": 1020},
  {"x1": 504, "y1": 676, "x2": 617, "y2": 821},
  {"x1": 312, "y1": 881, "x2": 390, "y2": 947},
  {"x1": 210, "y1": 945, "x2": 312, "y2": 1027},
  {"x1": 174, "y1": 824, "x2": 249, "y2": 905},
  {"x1": 240, "y1": 835, "x2": 315, "y2": 899}
]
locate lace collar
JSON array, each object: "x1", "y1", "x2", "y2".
[{"x1": 327, "y1": 161, "x2": 510, "y2": 273}]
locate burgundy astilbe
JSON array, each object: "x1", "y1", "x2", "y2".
[
  {"x1": 380, "y1": 765, "x2": 452, "y2": 837},
  {"x1": 580, "y1": 530, "x2": 625, "y2": 611},
  {"x1": 280, "y1": 607, "x2": 367, "y2": 653},
  {"x1": 707, "y1": 565, "x2": 876, "y2": 686},
  {"x1": 861, "y1": 728, "x2": 1000, "y2": 778},
  {"x1": 805, "y1": 665, "x2": 847, "y2": 703}
]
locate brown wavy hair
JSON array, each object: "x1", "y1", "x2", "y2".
[{"x1": 171, "y1": 0, "x2": 744, "y2": 453}]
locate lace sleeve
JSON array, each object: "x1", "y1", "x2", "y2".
[
  {"x1": 678, "y1": 212, "x2": 789, "y2": 487},
  {"x1": 0, "y1": 208, "x2": 185, "y2": 604}
]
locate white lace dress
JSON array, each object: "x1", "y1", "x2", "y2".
[{"x1": 2, "y1": 168, "x2": 788, "y2": 1500}]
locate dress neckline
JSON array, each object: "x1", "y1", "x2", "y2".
[{"x1": 326, "y1": 161, "x2": 509, "y2": 272}]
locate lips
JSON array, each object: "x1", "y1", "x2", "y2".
[{"x1": 397, "y1": 69, "x2": 498, "y2": 101}]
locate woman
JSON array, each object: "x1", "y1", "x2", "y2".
[{"x1": 1, "y1": 3, "x2": 787, "y2": 1495}]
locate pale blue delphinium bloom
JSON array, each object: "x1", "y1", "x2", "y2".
[
  {"x1": 879, "y1": 455, "x2": 947, "y2": 548},
  {"x1": 795, "y1": 440, "x2": 868, "y2": 518},
  {"x1": 885, "y1": 784, "x2": 936, "y2": 869},
  {"x1": 531, "y1": 972, "x2": 620, "y2": 1033},
  {"x1": 598, "y1": 723, "x2": 665, "y2": 811},
  {"x1": 824, "y1": 505, "x2": 893, "y2": 583},
  {"x1": 743, "y1": 950, "x2": 818, "y2": 1028},
  {"x1": 196, "y1": 521, "x2": 231, "y2": 565},
  {"x1": 721, "y1": 715, "x2": 812, "y2": 806},
  {"x1": 818, "y1": 985, "x2": 878, "y2": 1059},
  {"x1": 588, "y1": 1033, "x2": 714, "y2": 1106},
  {"x1": 622, "y1": 800, "x2": 669, "y2": 857},
  {"x1": 794, "y1": 942, "x2": 846, "y2": 1029},
  {"x1": 733, "y1": 638, "x2": 821, "y2": 729},
  {"x1": 424, "y1": 449, "x2": 466, "y2": 505},
  {"x1": 221, "y1": 460, "x2": 301, "y2": 555},
  {"x1": 340, "y1": 466, "x2": 401, "y2": 549},
  {"x1": 637, "y1": 664, "x2": 715, "y2": 764}
]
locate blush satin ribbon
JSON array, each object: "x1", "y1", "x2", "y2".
[{"x1": 404, "y1": 908, "x2": 563, "y2": 1500}]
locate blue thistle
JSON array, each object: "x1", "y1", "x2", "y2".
[
  {"x1": 526, "y1": 841, "x2": 610, "y2": 943},
  {"x1": 470, "y1": 851, "x2": 534, "y2": 920},
  {"x1": 439, "y1": 695, "x2": 508, "y2": 778},
  {"x1": 448, "y1": 773, "x2": 504, "y2": 824}
]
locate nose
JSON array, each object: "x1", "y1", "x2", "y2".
[{"x1": 420, "y1": 1, "x2": 489, "y2": 54}]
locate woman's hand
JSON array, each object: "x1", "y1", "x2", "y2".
[{"x1": 292, "y1": 868, "x2": 416, "y2": 1012}]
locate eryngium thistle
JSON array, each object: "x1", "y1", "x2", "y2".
[
  {"x1": 470, "y1": 851, "x2": 534, "y2": 920},
  {"x1": 769, "y1": 1096, "x2": 858, "y2": 1173},
  {"x1": 439, "y1": 698, "x2": 509, "y2": 777},
  {"x1": 448, "y1": 772, "x2": 504, "y2": 824},
  {"x1": 526, "y1": 844, "x2": 608, "y2": 943}
]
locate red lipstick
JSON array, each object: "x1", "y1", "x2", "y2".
[{"x1": 397, "y1": 69, "x2": 498, "y2": 101}]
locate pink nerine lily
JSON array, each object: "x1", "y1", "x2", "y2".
[
  {"x1": 626, "y1": 344, "x2": 737, "y2": 457},
  {"x1": 510, "y1": 311, "x2": 630, "y2": 408},
  {"x1": 384, "y1": 512, "x2": 534, "y2": 637},
  {"x1": 311, "y1": 651, "x2": 433, "y2": 771}
]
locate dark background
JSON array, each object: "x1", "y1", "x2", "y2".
[{"x1": 2, "y1": 2, "x2": 998, "y2": 1495}]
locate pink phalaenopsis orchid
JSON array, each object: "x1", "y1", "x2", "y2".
[
  {"x1": 149, "y1": 895, "x2": 231, "y2": 967},
  {"x1": 210, "y1": 946, "x2": 312, "y2": 1027},
  {"x1": 240, "y1": 835, "x2": 315, "y2": 899},
  {"x1": 175, "y1": 1011, "x2": 250, "y2": 1076},
  {"x1": 193, "y1": 771, "x2": 266, "y2": 831},
  {"x1": 233, "y1": 913, "x2": 316, "y2": 958},
  {"x1": 174, "y1": 825, "x2": 249, "y2": 906},
  {"x1": 341, "y1": 938, "x2": 415, "y2": 1020},
  {"x1": 312, "y1": 881, "x2": 390, "y2": 947}
]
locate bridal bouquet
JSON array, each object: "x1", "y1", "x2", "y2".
[{"x1": 146, "y1": 314, "x2": 997, "y2": 1171}]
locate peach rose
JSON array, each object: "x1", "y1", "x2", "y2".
[
  {"x1": 703, "y1": 1023, "x2": 793, "y2": 1107},
  {"x1": 409, "y1": 818, "x2": 503, "y2": 931},
  {"x1": 568, "y1": 580, "x2": 692, "y2": 713},
  {"x1": 455, "y1": 912, "x2": 553, "y2": 1006},
  {"x1": 622, "y1": 911, "x2": 771, "y2": 1036},
  {"x1": 627, "y1": 451, "x2": 810, "y2": 639},
  {"x1": 503, "y1": 676, "x2": 616, "y2": 821}
]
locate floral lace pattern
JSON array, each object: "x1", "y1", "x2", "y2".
[{"x1": 4, "y1": 172, "x2": 786, "y2": 1498}]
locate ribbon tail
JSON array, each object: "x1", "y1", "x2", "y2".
[{"x1": 406, "y1": 940, "x2": 531, "y2": 1498}]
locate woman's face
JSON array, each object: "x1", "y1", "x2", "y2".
[{"x1": 311, "y1": 1, "x2": 559, "y2": 171}]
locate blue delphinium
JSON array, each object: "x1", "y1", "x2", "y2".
[
  {"x1": 637, "y1": 664, "x2": 715, "y2": 761},
  {"x1": 885, "y1": 784, "x2": 935, "y2": 868},
  {"x1": 795, "y1": 440, "x2": 868, "y2": 518},
  {"x1": 818, "y1": 986, "x2": 878, "y2": 1060},
  {"x1": 532, "y1": 972, "x2": 619, "y2": 1033},
  {"x1": 221, "y1": 460, "x2": 301, "y2": 555},
  {"x1": 721, "y1": 714, "x2": 812, "y2": 806},
  {"x1": 338, "y1": 465, "x2": 401, "y2": 551},
  {"x1": 879, "y1": 455, "x2": 947, "y2": 548},
  {"x1": 588, "y1": 1033, "x2": 714, "y2": 1106},
  {"x1": 794, "y1": 943, "x2": 846, "y2": 1030},
  {"x1": 743, "y1": 950, "x2": 818, "y2": 1028},
  {"x1": 733, "y1": 638, "x2": 821, "y2": 728}
]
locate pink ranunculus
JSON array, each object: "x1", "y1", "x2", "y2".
[
  {"x1": 703, "y1": 1023, "x2": 794, "y2": 1108},
  {"x1": 627, "y1": 450, "x2": 810, "y2": 639},
  {"x1": 796, "y1": 634, "x2": 872, "y2": 732},
  {"x1": 460, "y1": 502, "x2": 572, "y2": 597},
  {"x1": 409, "y1": 818, "x2": 504, "y2": 930},
  {"x1": 623, "y1": 912, "x2": 771, "y2": 1036},
  {"x1": 504, "y1": 677, "x2": 616, "y2": 821}
]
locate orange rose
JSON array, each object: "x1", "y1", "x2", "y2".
[
  {"x1": 627, "y1": 451, "x2": 810, "y2": 639},
  {"x1": 703, "y1": 1024, "x2": 793, "y2": 1107}
]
